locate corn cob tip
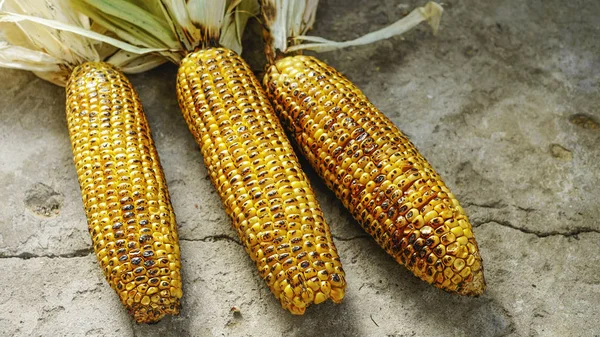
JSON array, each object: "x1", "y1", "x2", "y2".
[
  {"x1": 129, "y1": 301, "x2": 181, "y2": 324},
  {"x1": 456, "y1": 259, "x2": 486, "y2": 296}
]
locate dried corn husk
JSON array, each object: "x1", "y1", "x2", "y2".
[
  {"x1": 0, "y1": 0, "x2": 165, "y2": 85},
  {"x1": 261, "y1": 0, "x2": 442, "y2": 55},
  {"x1": 70, "y1": 0, "x2": 259, "y2": 61}
]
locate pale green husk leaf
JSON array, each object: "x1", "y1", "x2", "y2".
[
  {"x1": 71, "y1": 0, "x2": 259, "y2": 61},
  {"x1": 221, "y1": 0, "x2": 260, "y2": 55},
  {"x1": 263, "y1": 0, "x2": 443, "y2": 54},
  {"x1": 0, "y1": 0, "x2": 166, "y2": 86},
  {"x1": 70, "y1": 0, "x2": 179, "y2": 50}
]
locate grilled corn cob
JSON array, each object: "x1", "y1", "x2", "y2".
[
  {"x1": 66, "y1": 62, "x2": 182, "y2": 322},
  {"x1": 1, "y1": 0, "x2": 180, "y2": 322},
  {"x1": 264, "y1": 55, "x2": 485, "y2": 295},
  {"x1": 176, "y1": 48, "x2": 345, "y2": 314}
]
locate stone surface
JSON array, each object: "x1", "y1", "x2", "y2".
[{"x1": 1, "y1": 0, "x2": 599, "y2": 336}]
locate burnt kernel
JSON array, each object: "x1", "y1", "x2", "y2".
[
  {"x1": 413, "y1": 239, "x2": 424, "y2": 251},
  {"x1": 409, "y1": 253, "x2": 418, "y2": 266},
  {"x1": 408, "y1": 233, "x2": 417, "y2": 244},
  {"x1": 143, "y1": 250, "x2": 155, "y2": 258}
]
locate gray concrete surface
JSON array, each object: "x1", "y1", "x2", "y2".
[{"x1": 1, "y1": 0, "x2": 599, "y2": 336}]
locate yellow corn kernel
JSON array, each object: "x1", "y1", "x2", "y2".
[
  {"x1": 66, "y1": 62, "x2": 182, "y2": 323},
  {"x1": 314, "y1": 292, "x2": 327, "y2": 305},
  {"x1": 176, "y1": 48, "x2": 346, "y2": 314},
  {"x1": 330, "y1": 287, "x2": 345, "y2": 303},
  {"x1": 456, "y1": 236, "x2": 469, "y2": 246},
  {"x1": 264, "y1": 55, "x2": 485, "y2": 296},
  {"x1": 451, "y1": 226, "x2": 464, "y2": 238}
]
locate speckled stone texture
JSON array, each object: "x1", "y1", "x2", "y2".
[{"x1": 0, "y1": 0, "x2": 598, "y2": 336}]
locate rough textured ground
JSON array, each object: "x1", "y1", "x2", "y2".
[{"x1": 1, "y1": 0, "x2": 599, "y2": 336}]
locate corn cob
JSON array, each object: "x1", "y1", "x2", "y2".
[
  {"x1": 176, "y1": 48, "x2": 346, "y2": 314},
  {"x1": 264, "y1": 55, "x2": 485, "y2": 295},
  {"x1": 66, "y1": 62, "x2": 182, "y2": 322}
]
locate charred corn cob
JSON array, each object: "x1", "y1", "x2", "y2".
[
  {"x1": 176, "y1": 48, "x2": 346, "y2": 314},
  {"x1": 264, "y1": 56, "x2": 485, "y2": 295},
  {"x1": 66, "y1": 62, "x2": 182, "y2": 322}
]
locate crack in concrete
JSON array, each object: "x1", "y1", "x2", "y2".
[
  {"x1": 0, "y1": 248, "x2": 93, "y2": 260},
  {"x1": 0, "y1": 232, "x2": 368, "y2": 260},
  {"x1": 463, "y1": 201, "x2": 508, "y2": 209},
  {"x1": 464, "y1": 202, "x2": 539, "y2": 213},
  {"x1": 332, "y1": 234, "x2": 370, "y2": 242},
  {"x1": 516, "y1": 206, "x2": 537, "y2": 212},
  {"x1": 180, "y1": 234, "x2": 242, "y2": 246},
  {"x1": 476, "y1": 220, "x2": 600, "y2": 238},
  {"x1": 0, "y1": 234, "x2": 243, "y2": 260},
  {"x1": 5, "y1": 217, "x2": 597, "y2": 261}
]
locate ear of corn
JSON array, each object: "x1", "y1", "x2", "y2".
[
  {"x1": 1, "y1": 0, "x2": 181, "y2": 323},
  {"x1": 264, "y1": 55, "x2": 485, "y2": 295},
  {"x1": 176, "y1": 47, "x2": 346, "y2": 314},
  {"x1": 66, "y1": 61, "x2": 183, "y2": 322}
]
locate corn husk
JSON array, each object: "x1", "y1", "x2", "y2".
[
  {"x1": 0, "y1": 0, "x2": 166, "y2": 86},
  {"x1": 70, "y1": 0, "x2": 260, "y2": 62},
  {"x1": 261, "y1": 0, "x2": 443, "y2": 55}
]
